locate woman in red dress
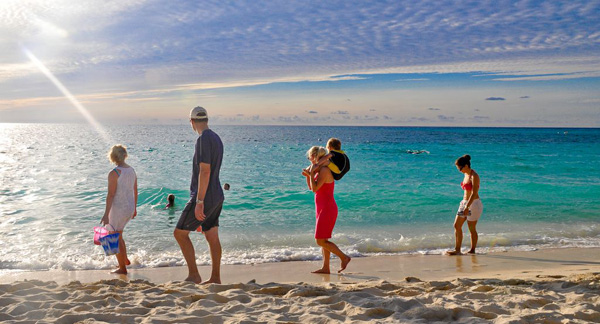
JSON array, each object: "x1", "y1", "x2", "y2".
[{"x1": 303, "y1": 146, "x2": 351, "y2": 274}]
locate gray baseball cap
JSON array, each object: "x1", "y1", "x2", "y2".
[{"x1": 190, "y1": 106, "x2": 208, "y2": 120}]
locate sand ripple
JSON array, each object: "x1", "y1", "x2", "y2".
[{"x1": 0, "y1": 273, "x2": 599, "y2": 323}]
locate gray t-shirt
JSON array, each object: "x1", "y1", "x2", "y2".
[{"x1": 190, "y1": 129, "x2": 224, "y2": 207}]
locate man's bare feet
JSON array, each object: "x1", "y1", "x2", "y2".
[
  {"x1": 201, "y1": 278, "x2": 221, "y2": 285},
  {"x1": 184, "y1": 274, "x2": 202, "y2": 284},
  {"x1": 446, "y1": 250, "x2": 462, "y2": 255},
  {"x1": 338, "y1": 256, "x2": 351, "y2": 273},
  {"x1": 311, "y1": 268, "x2": 330, "y2": 274},
  {"x1": 111, "y1": 269, "x2": 127, "y2": 274},
  {"x1": 467, "y1": 249, "x2": 476, "y2": 254}
]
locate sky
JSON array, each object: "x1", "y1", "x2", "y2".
[{"x1": 0, "y1": 0, "x2": 599, "y2": 126}]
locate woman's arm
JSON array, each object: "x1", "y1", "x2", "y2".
[
  {"x1": 304, "y1": 172, "x2": 311, "y2": 190},
  {"x1": 302, "y1": 166, "x2": 311, "y2": 189},
  {"x1": 309, "y1": 167, "x2": 331, "y2": 193},
  {"x1": 465, "y1": 172, "x2": 480, "y2": 211},
  {"x1": 101, "y1": 170, "x2": 118, "y2": 225},
  {"x1": 132, "y1": 176, "x2": 138, "y2": 218}
]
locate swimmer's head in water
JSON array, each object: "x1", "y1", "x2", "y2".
[
  {"x1": 167, "y1": 194, "x2": 175, "y2": 204},
  {"x1": 224, "y1": 183, "x2": 230, "y2": 190}
]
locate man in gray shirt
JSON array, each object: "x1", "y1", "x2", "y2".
[{"x1": 174, "y1": 106, "x2": 224, "y2": 284}]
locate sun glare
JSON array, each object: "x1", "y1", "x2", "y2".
[{"x1": 23, "y1": 48, "x2": 112, "y2": 144}]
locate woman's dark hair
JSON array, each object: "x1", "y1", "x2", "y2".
[
  {"x1": 167, "y1": 194, "x2": 175, "y2": 204},
  {"x1": 455, "y1": 154, "x2": 471, "y2": 168}
]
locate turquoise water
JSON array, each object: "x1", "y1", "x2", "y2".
[{"x1": 0, "y1": 124, "x2": 599, "y2": 271}]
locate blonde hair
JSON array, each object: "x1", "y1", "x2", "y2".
[
  {"x1": 108, "y1": 144, "x2": 128, "y2": 165},
  {"x1": 306, "y1": 146, "x2": 327, "y2": 160}
]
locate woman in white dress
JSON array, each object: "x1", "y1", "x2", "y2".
[{"x1": 101, "y1": 144, "x2": 138, "y2": 274}]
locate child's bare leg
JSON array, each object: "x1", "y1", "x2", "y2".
[
  {"x1": 316, "y1": 154, "x2": 332, "y2": 168},
  {"x1": 312, "y1": 247, "x2": 331, "y2": 274},
  {"x1": 112, "y1": 231, "x2": 127, "y2": 274}
]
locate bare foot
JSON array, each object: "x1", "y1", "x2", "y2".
[
  {"x1": 467, "y1": 249, "x2": 476, "y2": 254},
  {"x1": 311, "y1": 268, "x2": 330, "y2": 274},
  {"x1": 201, "y1": 278, "x2": 222, "y2": 285},
  {"x1": 111, "y1": 268, "x2": 127, "y2": 275},
  {"x1": 126, "y1": 258, "x2": 131, "y2": 265},
  {"x1": 446, "y1": 250, "x2": 462, "y2": 255},
  {"x1": 184, "y1": 274, "x2": 202, "y2": 284},
  {"x1": 338, "y1": 256, "x2": 351, "y2": 273}
]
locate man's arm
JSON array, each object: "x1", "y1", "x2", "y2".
[{"x1": 194, "y1": 162, "x2": 211, "y2": 221}]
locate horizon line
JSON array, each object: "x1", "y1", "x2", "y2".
[{"x1": 1, "y1": 121, "x2": 598, "y2": 129}]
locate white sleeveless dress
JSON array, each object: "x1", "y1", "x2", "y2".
[{"x1": 108, "y1": 166, "x2": 137, "y2": 231}]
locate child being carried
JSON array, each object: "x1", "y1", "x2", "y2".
[{"x1": 305, "y1": 138, "x2": 350, "y2": 180}]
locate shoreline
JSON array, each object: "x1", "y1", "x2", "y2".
[
  {"x1": 2, "y1": 247, "x2": 598, "y2": 285},
  {"x1": 2, "y1": 247, "x2": 599, "y2": 323}
]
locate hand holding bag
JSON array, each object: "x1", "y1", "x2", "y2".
[{"x1": 98, "y1": 224, "x2": 120, "y2": 256}]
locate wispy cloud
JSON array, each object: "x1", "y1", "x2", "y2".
[
  {"x1": 1, "y1": 0, "x2": 599, "y2": 126},
  {"x1": 3, "y1": 1, "x2": 599, "y2": 88},
  {"x1": 486, "y1": 97, "x2": 506, "y2": 101},
  {"x1": 395, "y1": 78, "x2": 429, "y2": 82},
  {"x1": 437, "y1": 115, "x2": 455, "y2": 121}
]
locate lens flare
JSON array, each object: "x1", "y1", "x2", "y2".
[{"x1": 22, "y1": 48, "x2": 112, "y2": 144}]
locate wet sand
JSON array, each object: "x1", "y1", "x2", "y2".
[{"x1": 1, "y1": 247, "x2": 598, "y2": 285}]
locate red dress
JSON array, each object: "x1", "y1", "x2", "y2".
[{"x1": 314, "y1": 176, "x2": 338, "y2": 239}]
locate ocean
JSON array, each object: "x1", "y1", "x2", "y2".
[{"x1": 1, "y1": 124, "x2": 599, "y2": 272}]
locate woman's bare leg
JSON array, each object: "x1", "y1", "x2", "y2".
[
  {"x1": 314, "y1": 239, "x2": 351, "y2": 273},
  {"x1": 312, "y1": 247, "x2": 331, "y2": 274},
  {"x1": 112, "y1": 231, "x2": 127, "y2": 274},
  {"x1": 447, "y1": 216, "x2": 467, "y2": 255},
  {"x1": 467, "y1": 220, "x2": 478, "y2": 254}
]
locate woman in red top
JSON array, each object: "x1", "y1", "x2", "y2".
[
  {"x1": 447, "y1": 154, "x2": 483, "y2": 255},
  {"x1": 303, "y1": 146, "x2": 351, "y2": 274}
]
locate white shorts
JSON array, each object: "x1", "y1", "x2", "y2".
[{"x1": 457, "y1": 199, "x2": 483, "y2": 222}]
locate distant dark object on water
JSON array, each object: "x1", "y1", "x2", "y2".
[
  {"x1": 406, "y1": 150, "x2": 430, "y2": 155},
  {"x1": 224, "y1": 183, "x2": 230, "y2": 190}
]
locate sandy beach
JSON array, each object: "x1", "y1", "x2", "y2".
[
  {"x1": 2, "y1": 0, "x2": 600, "y2": 322},
  {"x1": 1, "y1": 247, "x2": 599, "y2": 323}
]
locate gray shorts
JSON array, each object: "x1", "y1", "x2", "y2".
[{"x1": 176, "y1": 199, "x2": 223, "y2": 232}]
